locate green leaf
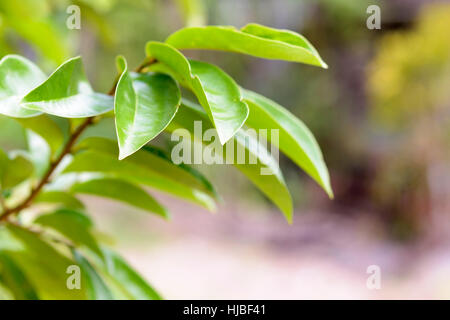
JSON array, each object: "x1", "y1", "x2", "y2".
[
  {"x1": 99, "y1": 247, "x2": 162, "y2": 300},
  {"x1": 76, "y1": 137, "x2": 216, "y2": 197},
  {"x1": 21, "y1": 57, "x2": 113, "y2": 118},
  {"x1": 143, "y1": 145, "x2": 217, "y2": 198},
  {"x1": 63, "y1": 149, "x2": 216, "y2": 211},
  {"x1": 35, "y1": 190, "x2": 85, "y2": 210},
  {"x1": 73, "y1": 250, "x2": 113, "y2": 300},
  {"x1": 0, "y1": 252, "x2": 39, "y2": 299},
  {"x1": 146, "y1": 42, "x2": 249, "y2": 144},
  {"x1": 114, "y1": 56, "x2": 181, "y2": 159},
  {"x1": 242, "y1": 89, "x2": 333, "y2": 198},
  {"x1": 0, "y1": 148, "x2": 9, "y2": 180},
  {"x1": 166, "y1": 23, "x2": 328, "y2": 68},
  {"x1": 1, "y1": 153, "x2": 34, "y2": 189},
  {"x1": 0, "y1": 225, "x2": 87, "y2": 299},
  {"x1": 166, "y1": 99, "x2": 293, "y2": 223},
  {"x1": 71, "y1": 177, "x2": 169, "y2": 219},
  {"x1": 15, "y1": 115, "x2": 64, "y2": 156},
  {"x1": 0, "y1": 55, "x2": 46, "y2": 118},
  {"x1": 34, "y1": 209, "x2": 103, "y2": 260},
  {"x1": 72, "y1": 136, "x2": 216, "y2": 206}
]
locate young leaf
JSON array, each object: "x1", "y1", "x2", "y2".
[
  {"x1": 72, "y1": 250, "x2": 113, "y2": 300},
  {"x1": 21, "y1": 56, "x2": 113, "y2": 118},
  {"x1": 146, "y1": 42, "x2": 249, "y2": 144},
  {"x1": 0, "y1": 55, "x2": 46, "y2": 118},
  {"x1": 63, "y1": 150, "x2": 216, "y2": 212},
  {"x1": 166, "y1": 24, "x2": 328, "y2": 68},
  {"x1": 166, "y1": 99, "x2": 293, "y2": 223},
  {"x1": 243, "y1": 89, "x2": 333, "y2": 198},
  {"x1": 34, "y1": 209, "x2": 103, "y2": 260},
  {"x1": 71, "y1": 177, "x2": 169, "y2": 219},
  {"x1": 114, "y1": 56, "x2": 181, "y2": 159},
  {"x1": 99, "y1": 247, "x2": 162, "y2": 300}
]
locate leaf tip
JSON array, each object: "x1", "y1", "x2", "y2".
[
  {"x1": 118, "y1": 151, "x2": 129, "y2": 161},
  {"x1": 287, "y1": 216, "x2": 293, "y2": 225},
  {"x1": 326, "y1": 187, "x2": 334, "y2": 200},
  {"x1": 115, "y1": 55, "x2": 127, "y2": 74}
]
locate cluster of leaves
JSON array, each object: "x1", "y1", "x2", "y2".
[{"x1": 0, "y1": 23, "x2": 332, "y2": 299}]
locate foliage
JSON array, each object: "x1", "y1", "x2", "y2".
[
  {"x1": 0, "y1": 22, "x2": 331, "y2": 299},
  {"x1": 367, "y1": 3, "x2": 450, "y2": 237},
  {"x1": 369, "y1": 3, "x2": 450, "y2": 129}
]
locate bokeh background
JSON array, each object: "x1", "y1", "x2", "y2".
[{"x1": 1, "y1": 0, "x2": 450, "y2": 299}]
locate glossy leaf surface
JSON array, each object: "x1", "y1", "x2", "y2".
[
  {"x1": 114, "y1": 56, "x2": 180, "y2": 159},
  {"x1": 147, "y1": 42, "x2": 248, "y2": 144},
  {"x1": 22, "y1": 57, "x2": 113, "y2": 118},
  {"x1": 166, "y1": 24, "x2": 327, "y2": 68},
  {"x1": 0, "y1": 55, "x2": 46, "y2": 117}
]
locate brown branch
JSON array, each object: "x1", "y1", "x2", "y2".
[
  {"x1": 0, "y1": 117, "x2": 94, "y2": 222},
  {"x1": 134, "y1": 57, "x2": 156, "y2": 73},
  {"x1": 0, "y1": 57, "x2": 158, "y2": 223}
]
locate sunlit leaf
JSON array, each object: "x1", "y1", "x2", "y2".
[
  {"x1": 114, "y1": 56, "x2": 180, "y2": 159},
  {"x1": 166, "y1": 99, "x2": 293, "y2": 223},
  {"x1": 71, "y1": 177, "x2": 169, "y2": 219},
  {"x1": 21, "y1": 57, "x2": 113, "y2": 118},
  {"x1": 147, "y1": 42, "x2": 249, "y2": 144},
  {"x1": 0, "y1": 55, "x2": 46, "y2": 118},
  {"x1": 243, "y1": 89, "x2": 333, "y2": 198},
  {"x1": 166, "y1": 24, "x2": 327, "y2": 68}
]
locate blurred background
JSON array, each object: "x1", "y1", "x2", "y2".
[{"x1": 1, "y1": 0, "x2": 450, "y2": 299}]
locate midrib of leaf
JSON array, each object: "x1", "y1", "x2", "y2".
[{"x1": 122, "y1": 79, "x2": 141, "y2": 153}]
